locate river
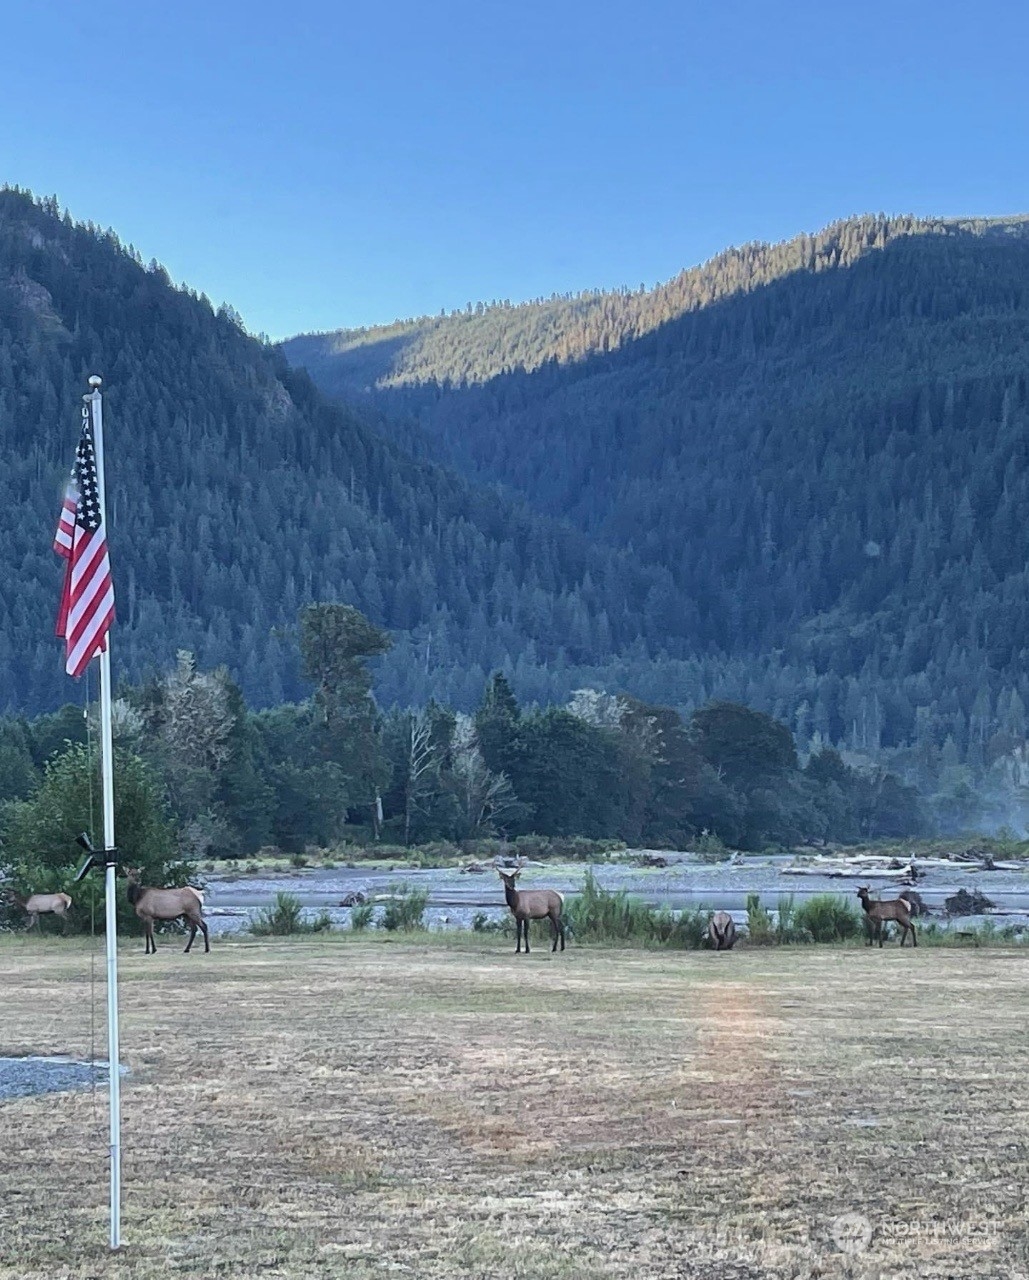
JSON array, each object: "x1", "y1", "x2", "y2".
[{"x1": 202, "y1": 853, "x2": 1029, "y2": 936}]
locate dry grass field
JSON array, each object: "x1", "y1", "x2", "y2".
[{"x1": 1, "y1": 934, "x2": 1027, "y2": 1279}]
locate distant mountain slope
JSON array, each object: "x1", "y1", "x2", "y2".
[
  {"x1": 285, "y1": 215, "x2": 1029, "y2": 759},
  {"x1": 283, "y1": 214, "x2": 1029, "y2": 391},
  {"x1": 0, "y1": 188, "x2": 699, "y2": 717}
]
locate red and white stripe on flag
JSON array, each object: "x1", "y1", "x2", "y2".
[
  {"x1": 53, "y1": 484, "x2": 77, "y2": 559},
  {"x1": 54, "y1": 410, "x2": 115, "y2": 678}
]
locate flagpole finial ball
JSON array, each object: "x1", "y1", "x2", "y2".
[{"x1": 88, "y1": 375, "x2": 102, "y2": 389}]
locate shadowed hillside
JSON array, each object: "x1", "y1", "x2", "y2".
[
  {"x1": 0, "y1": 187, "x2": 702, "y2": 716},
  {"x1": 285, "y1": 216, "x2": 1029, "y2": 773}
]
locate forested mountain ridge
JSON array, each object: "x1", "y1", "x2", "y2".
[
  {"x1": 285, "y1": 216, "x2": 1029, "y2": 789},
  {"x1": 0, "y1": 187, "x2": 697, "y2": 717},
  {"x1": 283, "y1": 214, "x2": 1029, "y2": 391}
]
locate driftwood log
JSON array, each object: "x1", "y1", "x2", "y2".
[
  {"x1": 782, "y1": 864, "x2": 917, "y2": 882},
  {"x1": 944, "y1": 888, "x2": 995, "y2": 916}
]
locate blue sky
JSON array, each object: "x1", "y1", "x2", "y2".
[{"x1": 4, "y1": 0, "x2": 1029, "y2": 339}]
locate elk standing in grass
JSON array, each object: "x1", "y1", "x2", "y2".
[
  {"x1": 708, "y1": 910, "x2": 736, "y2": 951},
  {"x1": 2, "y1": 888, "x2": 72, "y2": 933},
  {"x1": 497, "y1": 866, "x2": 565, "y2": 954},
  {"x1": 126, "y1": 868, "x2": 209, "y2": 955},
  {"x1": 857, "y1": 886, "x2": 917, "y2": 948}
]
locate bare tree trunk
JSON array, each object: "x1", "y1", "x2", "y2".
[{"x1": 403, "y1": 713, "x2": 436, "y2": 845}]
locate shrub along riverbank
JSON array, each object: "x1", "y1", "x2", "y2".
[{"x1": 245, "y1": 873, "x2": 1029, "y2": 950}]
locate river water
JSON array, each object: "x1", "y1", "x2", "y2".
[{"x1": 203, "y1": 853, "x2": 1029, "y2": 936}]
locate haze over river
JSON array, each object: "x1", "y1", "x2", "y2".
[{"x1": 204, "y1": 854, "x2": 1029, "y2": 936}]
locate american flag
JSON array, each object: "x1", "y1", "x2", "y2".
[{"x1": 54, "y1": 404, "x2": 115, "y2": 677}]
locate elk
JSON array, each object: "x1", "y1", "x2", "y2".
[
  {"x1": 2, "y1": 888, "x2": 72, "y2": 932},
  {"x1": 857, "y1": 886, "x2": 917, "y2": 948},
  {"x1": 497, "y1": 866, "x2": 565, "y2": 954},
  {"x1": 126, "y1": 868, "x2": 209, "y2": 955},
  {"x1": 708, "y1": 910, "x2": 736, "y2": 950},
  {"x1": 897, "y1": 888, "x2": 925, "y2": 917}
]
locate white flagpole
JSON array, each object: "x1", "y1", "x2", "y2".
[{"x1": 87, "y1": 374, "x2": 123, "y2": 1250}]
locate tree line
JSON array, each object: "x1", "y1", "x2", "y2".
[{"x1": 0, "y1": 605, "x2": 927, "y2": 922}]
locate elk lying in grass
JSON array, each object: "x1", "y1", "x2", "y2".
[
  {"x1": 857, "y1": 886, "x2": 917, "y2": 948},
  {"x1": 126, "y1": 868, "x2": 209, "y2": 955},
  {"x1": 497, "y1": 866, "x2": 565, "y2": 954},
  {"x1": 2, "y1": 888, "x2": 72, "y2": 932},
  {"x1": 708, "y1": 910, "x2": 737, "y2": 950}
]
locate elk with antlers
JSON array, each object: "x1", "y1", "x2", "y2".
[
  {"x1": 857, "y1": 886, "x2": 917, "y2": 948},
  {"x1": 497, "y1": 865, "x2": 565, "y2": 954},
  {"x1": 126, "y1": 868, "x2": 209, "y2": 955},
  {"x1": 2, "y1": 888, "x2": 72, "y2": 933}
]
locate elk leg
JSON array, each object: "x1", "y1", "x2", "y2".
[
  {"x1": 200, "y1": 919, "x2": 210, "y2": 953},
  {"x1": 524, "y1": 918, "x2": 531, "y2": 954},
  {"x1": 910, "y1": 923, "x2": 917, "y2": 948},
  {"x1": 184, "y1": 920, "x2": 198, "y2": 953},
  {"x1": 515, "y1": 919, "x2": 522, "y2": 954}
]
